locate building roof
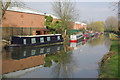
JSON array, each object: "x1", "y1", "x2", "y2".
[
  {"x1": 7, "y1": 7, "x2": 60, "y2": 19},
  {"x1": 7, "y1": 7, "x2": 45, "y2": 15},
  {"x1": 45, "y1": 13, "x2": 59, "y2": 19},
  {"x1": 75, "y1": 21, "x2": 87, "y2": 25},
  {"x1": 75, "y1": 22, "x2": 81, "y2": 24},
  {"x1": 81, "y1": 23, "x2": 87, "y2": 26}
]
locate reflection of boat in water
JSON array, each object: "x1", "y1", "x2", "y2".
[
  {"x1": 2, "y1": 44, "x2": 63, "y2": 74},
  {"x1": 11, "y1": 44, "x2": 63, "y2": 60},
  {"x1": 70, "y1": 34, "x2": 99, "y2": 49},
  {"x1": 70, "y1": 41, "x2": 84, "y2": 49}
]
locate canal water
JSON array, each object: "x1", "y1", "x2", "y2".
[{"x1": 2, "y1": 34, "x2": 111, "y2": 78}]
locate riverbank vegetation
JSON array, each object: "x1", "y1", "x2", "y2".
[
  {"x1": 99, "y1": 33, "x2": 119, "y2": 78},
  {"x1": 104, "y1": 16, "x2": 118, "y2": 32},
  {"x1": 87, "y1": 21, "x2": 104, "y2": 32}
]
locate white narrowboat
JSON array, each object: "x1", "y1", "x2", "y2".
[{"x1": 70, "y1": 33, "x2": 84, "y2": 42}]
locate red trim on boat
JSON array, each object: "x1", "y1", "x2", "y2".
[
  {"x1": 52, "y1": 37, "x2": 56, "y2": 38},
  {"x1": 70, "y1": 40, "x2": 77, "y2": 42}
]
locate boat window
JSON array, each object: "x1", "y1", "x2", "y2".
[
  {"x1": 57, "y1": 36, "x2": 60, "y2": 40},
  {"x1": 31, "y1": 50, "x2": 36, "y2": 55},
  {"x1": 40, "y1": 48, "x2": 44, "y2": 53},
  {"x1": 40, "y1": 37, "x2": 44, "y2": 43},
  {"x1": 23, "y1": 39, "x2": 26, "y2": 44},
  {"x1": 47, "y1": 48, "x2": 50, "y2": 53},
  {"x1": 31, "y1": 38, "x2": 36, "y2": 44},
  {"x1": 23, "y1": 51, "x2": 26, "y2": 57},
  {"x1": 47, "y1": 37, "x2": 50, "y2": 41}
]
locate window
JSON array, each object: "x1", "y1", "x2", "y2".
[
  {"x1": 23, "y1": 51, "x2": 26, "y2": 57},
  {"x1": 47, "y1": 48, "x2": 50, "y2": 53},
  {"x1": 47, "y1": 37, "x2": 50, "y2": 41},
  {"x1": 40, "y1": 37, "x2": 44, "y2": 43},
  {"x1": 31, "y1": 50, "x2": 36, "y2": 55},
  {"x1": 57, "y1": 36, "x2": 60, "y2": 40},
  {"x1": 40, "y1": 48, "x2": 44, "y2": 53},
  {"x1": 31, "y1": 38, "x2": 36, "y2": 44},
  {"x1": 23, "y1": 39, "x2": 26, "y2": 44}
]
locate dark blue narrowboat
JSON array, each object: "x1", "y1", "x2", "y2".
[{"x1": 8, "y1": 34, "x2": 64, "y2": 47}]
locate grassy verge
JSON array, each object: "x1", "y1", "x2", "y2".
[{"x1": 99, "y1": 33, "x2": 119, "y2": 78}]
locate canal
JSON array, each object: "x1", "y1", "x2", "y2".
[{"x1": 2, "y1": 34, "x2": 111, "y2": 78}]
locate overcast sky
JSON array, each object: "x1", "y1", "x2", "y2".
[{"x1": 24, "y1": 2, "x2": 118, "y2": 23}]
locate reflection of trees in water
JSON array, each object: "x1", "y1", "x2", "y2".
[
  {"x1": 104, "y1": 33, "x2": 111, "y2": 50},
  {"x1": 44, "y1": 52, "x2": 61, "y2": 67},
  {"x1": 44, "y1": 43, "x2": 75, "y2": 78},
  {"x1": 88, "y1": 33, "x2": 111, "y2": 50},
  {"x1": 2, "y1": 48, "x2": 11, "y2": 60},
  {"x1": 88, "y1": 35, "x2": 104, "y2": 47}
]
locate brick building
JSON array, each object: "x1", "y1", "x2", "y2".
[
  {"x1": 2, "y1": 7, "x2": 45, "y2": 28},
  {"x1": 73, "y1": 22, "x2": 87, "y2": 30},
  {"x1": 2, "y1": 7, "x2": 47, "y2": 40}
]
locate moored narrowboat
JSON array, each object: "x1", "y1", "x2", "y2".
[
  {"x1": 70, "y1": 33, "x2": 84, "y2": 42},
  {"x1": 7, "y1": 34, "x2": 64, "y2": 47}
]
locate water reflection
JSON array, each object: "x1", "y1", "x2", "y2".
[
  {"x1": 11, "y1": 44, "x2": 63, "y2": 60},
  {"x1": 104, "y1": 33, "x2": 111, "y2": 50},
  {"x1": 2, "y1": 34, "x2": 111, "y2": 78},
  {"x1": 88, "y1": 35, "x2": 104, "y2": 47},
  {"x1": 70, "y1": 41, "x2": 83, "y2": 50},
  {"x1": 2, "y1": 44, "x2": 63, "y2": 74},
  {"x1": 50, "y1": 47, "x2": 73, "y2": 78}
]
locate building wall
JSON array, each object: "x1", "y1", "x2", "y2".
[
  {"x1": 2, "y1": 10, "x2": 45, "y2": 28},
  {"x1": 83, "y1": 25, "x2": 87, "y2": 30},
  {"x1": 73, "y1": 23, "x2": 82, "y2": 30},
  {"x1": 73, "y1": 23, "x2": 87, "y2": 30}
]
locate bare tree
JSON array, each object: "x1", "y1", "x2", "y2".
[
  {"x1": 105, "y1": 16, "x2": 118, "y2": 31},
  {"x1": 0, "y1": 0, "x2": 25, "y2": 25},
  {"x1": 52, "y1": 0, "x2": 79, "y2": 35},
  {"x1": 110, "y1": 1, "x2": 120, "y2": 31},
  {"x1": 1, "y1": 0, "x2": 25, "y2": 17},
  {"x1": 109, "y1": 2, "x2": 118, "y2": 12},
  {"x1": 118, "y1": 1, "x2": 120, "y2": 31}
]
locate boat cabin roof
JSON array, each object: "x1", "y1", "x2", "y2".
[{"x1": 13, "y1": 34, "x2": 62, "y2": 38}]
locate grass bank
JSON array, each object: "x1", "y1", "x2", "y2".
[{"x1": 99, "y1": 33, "x2": 119, "y2": 78}]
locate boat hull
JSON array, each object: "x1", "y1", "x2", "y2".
[
  {"x1": 70, "y1": 36, "x2": 84, "y2": 43},
  {"x1": 6, "y1": 40, "x2": 64, "y2": 47}
]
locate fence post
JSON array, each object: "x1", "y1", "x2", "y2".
[
  {"x1": 12, "y1": 27, "x2": 13, "y2": 36},
  {"x1": 30, "y1": 27, "x2": 32, "y2": 35},
  {"x1": 21, "y1": 27, "x2": 23, "y2": 35}
]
